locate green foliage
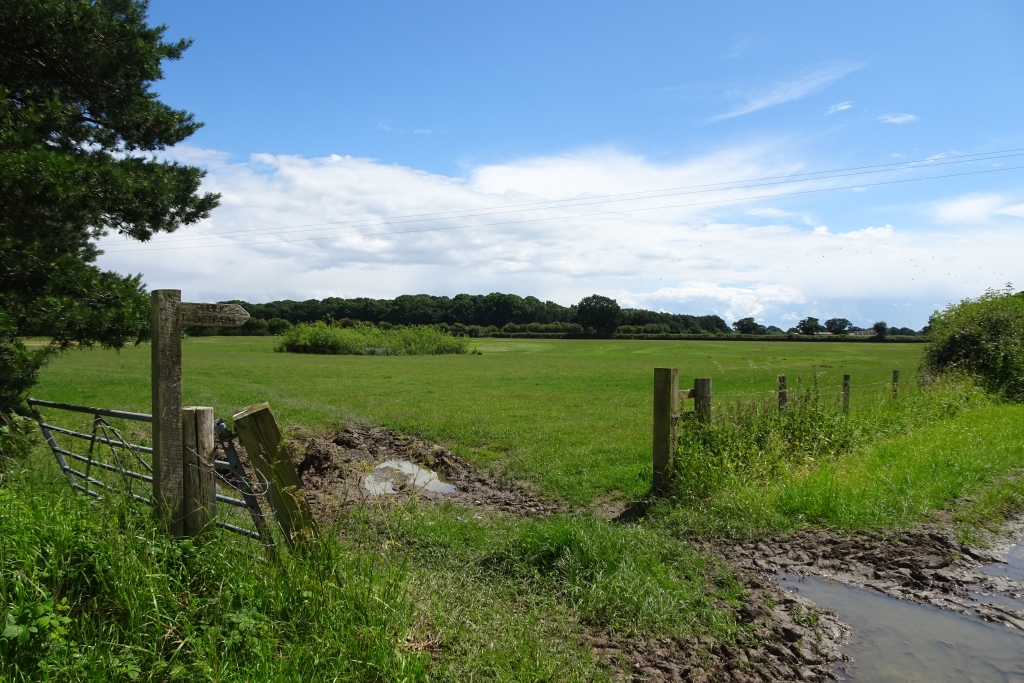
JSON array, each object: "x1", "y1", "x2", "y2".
[
  {"x1": 575, "y1": 295, "x2": 621, "y2": 336},
  {"x1": 0, "y1": 0, "x2": 218, "y2": 412},
  {"x1": 0, "y1": 413, "x2": 37, "y2": 464},
  {"x1": 824, "y1": 318, "x2": 852, "y2": 334},
  {"x1": 732, "y1": 317, "x2": 767, "y2": 335},
  {"x1": 924, "y1": 287, "x2": 1024, "y2": 399},
  {"x1": 277, "y1": 321, "x2": 469, "y2": 356},
  {"x1": 796, "y1": 317, "x2": 824, "y2": 335},
  {"x1": 0, "y1": 472, "x2": 427, "y2": 681},
  {"x1": 0, "y1": 334, "x2": 49, "y2": 414},
  {"x1": 872, "y1": 321, "x2": 888, "y2": 339}
]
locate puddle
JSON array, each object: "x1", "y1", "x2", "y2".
[
  {"x1": 362, "y1": 459, "x2": 457, "y2": 495},
  {"x1": 983, "y1": 542, "x2": 1024, "y2": 582},
  {"x1": 779, "y1": 573, "x2": 1024, "y2": 681}
]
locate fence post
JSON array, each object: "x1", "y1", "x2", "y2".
[
  {"x1": 652, "y1": 368, "x2": 679, "y2": 494},
  {"x1": 892, "y1": 370, "x2": 900, "y2": 398},
  {"x1": 151, "y1": 289, "x2": 184, "y2": 537},
  {"x1": 694, "y1": 377, "x2": 712, "y2": 424},
  {"x1": 233, "y1": 402, "x2": 315, "y2": 546},
  {"x1": 777, "y1": 375, "x2": 788, "y2": 412},
  {"x1": 183, "y1": 406, "x2": 216, "y2": 537},
  {"x1": 843, "y1": 375, "x2": 851, "y2": 414}
]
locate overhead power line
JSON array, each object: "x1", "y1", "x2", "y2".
[
  {"x1": 129, "y1": 147, "x2": 1024, "y2": 245},
  {"x1": 102, "y1": 164, "x2": 1024, "y2": 254}
]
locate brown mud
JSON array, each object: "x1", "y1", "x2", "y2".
[
  {"x1": 711, "y1": 519, "x2": 1024, "y2": 631},
  {"x1": 288, "y1": 424, "x2": 561, "y2": 523}
]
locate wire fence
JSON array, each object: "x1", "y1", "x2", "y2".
[{"x1": 27, "y1": 398, "x2": 277, "y2": 549}]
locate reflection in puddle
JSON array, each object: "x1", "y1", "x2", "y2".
[
  {"x1": 780, "y1": 574, "x2": 1024, "y2": 682},
  {"x1": 983, "y1": 542, "x2": 1024, "y2": 582},
  {"x1": 363, "y1": 459, "x2": 457, "y2": 495}
]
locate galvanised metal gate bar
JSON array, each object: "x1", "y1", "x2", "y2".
[{"x1": 27, "y1": 397, "x2": 273, "y2": 547}]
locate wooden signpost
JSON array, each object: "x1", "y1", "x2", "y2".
[{"x1": 151, "y1": 289, "x2": 249, "y2": 537}]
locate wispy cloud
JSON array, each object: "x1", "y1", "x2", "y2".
[
  {"x1": 826, "y1": 101, "x2": 852, "y2": 115},
  {"x1": 711, "y1": 62, "x2": 862, "y2": 121},
  {"x1": 878, "y1": 113, "x2": 917, "y2": 124}
]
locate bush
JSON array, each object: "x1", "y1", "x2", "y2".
[
  {"x1": 277, "y1": 322, "x2": 468, "y2": 356},
  {"x1": 924, "y1": 287, "x2": 1024, "y2": 399},
  {"x1": 0, "y1": 332, "x2": 49, "y2": 415}
]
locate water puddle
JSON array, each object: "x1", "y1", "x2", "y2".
[
  {"x1": 362, "y1": 459, "x2": 457, "y2": 495},
  {"x1": 982, "y1": 542, "x2": 1024, "y2": 582},
  {"x1": 779, "y1": 573, "x2": 1024, "y2": 681}
]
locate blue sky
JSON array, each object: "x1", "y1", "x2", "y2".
[{"x1": 97, "y1": 0, "x2": 1024, "y2": 328}]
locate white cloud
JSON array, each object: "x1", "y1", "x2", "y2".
[
  {"x1": 878, "y1": 113, "x2": 917, "y2": 124},
  {"x1": 826, "y1": 101, "x2": 852, "y2": 115},
  {"x1": 96, "y1": 145, "x2": 1024, "y2": 327},
  {"x1": 998, "y1": 203, "x2": 1024, "y2": 218},
  {"x1": 935, "y1": 193, "x2": 1007, "y2": 223},
  {"x1": 712, "y1": 62, "x2": 862, "y2": 121}
]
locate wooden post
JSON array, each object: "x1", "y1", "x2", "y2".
[
  {"x1": 233, "y1": 402, "x2": 315, "y2": 545},
  {"x1": 777, "y1": 375, "x2": 788, "y2": 412},
  {"x1": 183, "y1": 406, "x2": 216, "y2": 537},
  {"x1": 152, "y1": 289, "x2": 184, "y2": 536},
  {"x1": 892, "y1": 370, "x2": 900, "y2": 398},
  {"x1": 694, "y1": 378, "x2": 712, "y2": 424},
  {"x1": 652, "y1": 368, "x2": 678, "y2": 494},
  {"x1": 843, "y1": 375, "x2": 851, "y2": 414}
]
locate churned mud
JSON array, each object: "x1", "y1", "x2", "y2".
[
  {"x1": 591, "y1": 571, "x2": 850, "y2": 682},
  {"x1": 713, "y1": 520, "x2": 1024, "y2": 631},
  {"x1": 288, "y1": 424, "x2": 561, "y2": 523}
]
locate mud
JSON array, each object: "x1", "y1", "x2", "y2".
[
  {"x1": 711, "y1": 522, "x2": 1024, "y2": 631},
  {"x1": 289, "y1": 424, "x2": 561, "y2": 523},
  {"x1": 591, "y1": 571, "x2": 850, "y2": 682}
]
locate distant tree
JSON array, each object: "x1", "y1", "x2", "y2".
[
  {"x1": 889, "y1": 326, "x2": 917, "y2": 336},
  {"x1": 766, "y1": 325, "x2": 785, "y2": 334},
  {"x1": 824, "y1": 318, "x2": 853, "y2": 334},
  {"x1": 786, "y1": 327, "x2": 799, "y2": 334},
  {"x1": 732, "y1": 317, "x2": 767, "y2": 335},
  {"x1": 1, "y1": 0, "x2": 219, "y2": 413},
  {"x1": 872, "y1": 321, "x2": 888, "y2": 339},
  {"x1": 796, "y1": 317, "x2": 824, "y2": 335},
  {"x1": 575, "y1": 295, "x2": 621, "y2": 336}
]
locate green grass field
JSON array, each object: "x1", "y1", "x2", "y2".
[
  {"x1": 12, "y1": 336, "x2": 1024, "y2": 681},
  {"x1": 33, "y1": 337, "x2": 924, "y2": 503}
]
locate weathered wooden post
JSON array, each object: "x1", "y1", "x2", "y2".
[
  {"x1": 843, "y1": 375, "x2": 851, "y2": 414},
  {"x1": 694, "y1": 377, "x2": 712, "y2": 424},
  {"x1": 892, "y1": 370, "x2": 900, "y2": 398},
  {"x1": 777, "y1": 375, "x2": 788, "y2": 412},
  {"x1": 152, "y1": 290, "x2": 184, "y2": 535},
  {"x1": 652, "y1": 368, "x2": 679, "y2": 494},
  {"x1": 233, "y1": 402, "x2": 315, "y2": 546},
  {"x1": 183, "y1": 406, "x2": 216, "y2": 537},
  {"x1": 150, "y1": 290, "x2": 249, "y2": 537}
]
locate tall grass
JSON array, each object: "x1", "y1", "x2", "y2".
[
  {"x1": 658, "y1": 374, "x2": 1024, "y2": 538},
  {"x1": 0, "y1": 469, "x2": 428, "y2": 682},
  {"x1": 276, "y1": 321, "x2": 468, "y2": 356}
]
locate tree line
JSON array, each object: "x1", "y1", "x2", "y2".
[{"x1": 220, "y1": 293, "x2": 731, "y2": 336}]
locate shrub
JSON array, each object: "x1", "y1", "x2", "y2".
[
  {"x1": 276, "y1": 322, "x2": 468, "y2": 356},
  {"x1": 924, "y1": 287, "x2": 1024, "y2": 399}
]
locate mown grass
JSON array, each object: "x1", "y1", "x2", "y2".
[{"x1": 31, "y1": 337, "x2": 923, "y2": 504}]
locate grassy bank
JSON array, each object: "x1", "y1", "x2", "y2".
[{"x1": 31, "y1": 337, "x2": 923, "y2": 504}]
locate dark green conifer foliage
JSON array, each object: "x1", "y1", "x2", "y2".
[{"x1": 0, "y1": 0, "x2": 218, "y2": 412}]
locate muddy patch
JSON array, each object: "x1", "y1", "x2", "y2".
[
  {"x1": 290, "y1": 424, "x2": 561, "y2": 523},
  {"x1": 712, "y1": 524, "x2": 1024, "y2": 630},
  {"x1": 590, "y1": 571, "x2": 849, "y2": 682}
]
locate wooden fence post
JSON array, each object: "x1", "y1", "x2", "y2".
[
  {"x1": 652, "y1": 368, "x2": 678, "y2": 494},
  {"x1": 843, "y1": 375, "x2": 851, "y2": 414},
  {"x1": 694, "y1": 377, "x2": 712, "y2": 424},
  {"x1": 777, "y1": 375, "x2": 788, "y2": 412},
  {"x1": 892, "y1": 370, "x2": 900, "y2": 398},
  {"x1": 183, "y1": 406, "x2": 216, "y2": 537},
  {"x1": 233, "y1": 402, "x2": 315, "y2": 545},
  {"x1": 151, "y1": 289, "x2": 183, "y2": 537}
]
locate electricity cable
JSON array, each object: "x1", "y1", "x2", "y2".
[
  {"x1": 103, "y1": 163, "x2": 1024, "y2": 253},
  {"x1": 128, "y1": 147, "x2": 1024, "y2": 245}
]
